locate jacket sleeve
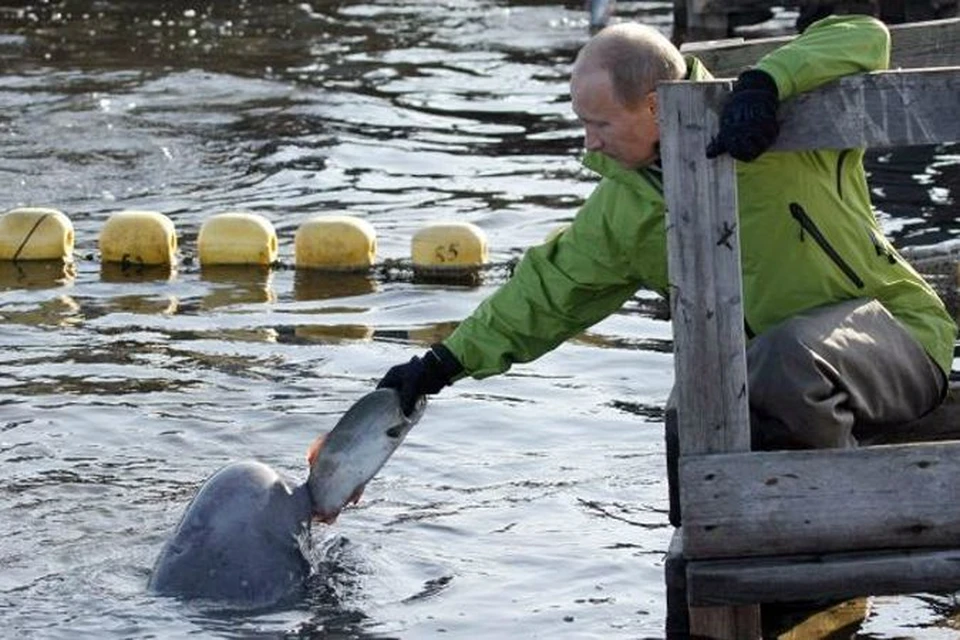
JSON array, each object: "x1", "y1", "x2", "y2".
[
  {"x1": 442, "y1": 177, "x2": 668, "y2": 379},
  {"x1": 756, "y1": 14, "x2": 890, "y2": 100}
]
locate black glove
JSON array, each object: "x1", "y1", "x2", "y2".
[
  {"x1": 377, "y1": 343, "x2": 464, "y2": 415},
  {"x1": 706, "y1": 69, "x2": 780, "y2": 162}
]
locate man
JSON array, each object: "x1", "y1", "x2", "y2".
[{"x1": 378, "y1": 15, "x2": 955, "y2": 516}]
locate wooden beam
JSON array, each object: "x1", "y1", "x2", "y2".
[
  {"x1": 680, "y1": 441, "x2": 960, "y2": 558},
  {"x1": 774, "y1": 67, "x2": 960, "y2": 149},
  {"x1": 689, "y1": 68, "x2": 960, "y2": 153},
  {"x1": 688, "y1": 547, "x2": 960, "y2": 606},
  {"x1": 681, "y1": 17, "x2": 960, "y2": 77}
]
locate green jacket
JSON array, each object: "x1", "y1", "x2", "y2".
[{"x1": 444, "y1": 15, "x2": 956, "y2": 378}]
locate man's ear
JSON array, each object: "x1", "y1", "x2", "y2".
[{"x1": 646, "y1": 91, "x2": 658, "y2": 117}]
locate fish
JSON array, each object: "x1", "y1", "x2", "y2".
[
  {"x1": 306, "y1": 388, "x2": 426, "y2": 523},
  {"x1": 148, "y1": 388, "x2": 424, "y2": 607},
  {"x1": 587, "y1": 0, "x2": 615, "y2": 30}
]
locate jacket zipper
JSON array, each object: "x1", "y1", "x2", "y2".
[
  {"x1": 865, "y1": 223, "x2": 898, "y2": 264},
  {"x1": 790, "y1": 203, "x2": 865, "y2": 289}
]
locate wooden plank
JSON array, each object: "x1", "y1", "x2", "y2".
[
  {"x1": 774, "y1": 67, "x2": 960, "y2": 149},
  {"x1": 694, "y1": 0, "x2": 782, "y2": 14},
  {"x1": 688, "y1": 69, "x2": 960, "y2": 154},
  {"x1": 688, "y1": 547, "x2": 960, "y2": 606},
  {"x1": 680, "y1": 441, "x2": 960, "y2": 558},
  {"x1": 658, "y1": 80, "x2": 751, "y2": 458},
  {"x1": 681, "y1": 17, "x2": 960, "y2": 77},
  {"x1": 886, "y1": 16, "x2": 960, "y2": 68}
]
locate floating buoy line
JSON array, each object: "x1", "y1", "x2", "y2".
[{"x1": 0, "y1": 207, "x2": 525, "y2": 288}]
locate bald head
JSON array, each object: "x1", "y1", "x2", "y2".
[{"x1": 574, "y1": 23, "x2": 686, "y2": 108}]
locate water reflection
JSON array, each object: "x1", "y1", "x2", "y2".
[
  {"x1": 293, "y1": 270, "x2": 377, "y2": 301},
  {"x1": 200, "y1": 265, "x2": 276, "y2": 309},
  {"x1": 0, "y1": 293, "x2": 81, "y2": 327},
  {"x1": 0, "y1": 260, "x2": 75, "y2": 290},
  {"x1": 100, "y1": 293, "x2": 179, "y2": 315},
  {"x1": 101, "y1": 262, "x2": 176, "y2": 284},
  {"x1": 294, "y1": 324, "x2": 374, "y2": 343}
]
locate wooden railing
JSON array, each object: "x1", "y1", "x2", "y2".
[
  {"x1": 681, "y1": 17, "x2": 960, "y2": 76},
  {"x1": 657, "y1": 59, "x2": 960, "y2": 639}
]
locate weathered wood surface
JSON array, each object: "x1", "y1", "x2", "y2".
[
  {"x1": 659, "y1": 72, "x2": 761, "y2": 640},
  {"x1": 680, "y1": 440, "x2": 960, "y2": 559},
  {"x1": 658, "y1": 80, "x2": 750, "y2": 458},
  {"x1": 688, "y1": 68, "x2": 960, "y2": 152},
  {"x1": 682, "y1": 17, "x2": 960, "y2": 76},
  {"x1": 775, "y1": 67, "x2": 960, "y2": 149},
  {"x1": 688, "y1": 547, "x2": 960, "y2": 606},
  {"x1": 899, "y1": 238, "x2": 960, "y2": 268}
]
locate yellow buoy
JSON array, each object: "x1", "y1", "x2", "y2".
[
  {"x1": 295, "y1": 215, "x2": 376, "y2": 271},
  {"x1": 99, "y1": 210, "x2": 178, "y2": 266},
  {"x1": 198, "y1": 212, "x2": 278, "y2": 266},
  {"x1": 0, "y1": 207, "x2": 74, "y2": 261},
  {"x1": 412, "y1": 221, "x2": 488, "y2": 273}
]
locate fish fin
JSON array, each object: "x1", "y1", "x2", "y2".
[{"x1": 306, "y1": 433, "x2": 327, "y2": 466}]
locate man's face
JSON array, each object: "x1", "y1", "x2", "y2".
[{"x1": 570, "y1": 67, "x2": 659, "y2": 169}]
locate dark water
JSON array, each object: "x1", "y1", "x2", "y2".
[{"x1": 1, "y1": 2, "x2": 958, "y2": 638}]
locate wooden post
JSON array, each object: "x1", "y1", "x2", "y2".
[
  {"x1": 658, "y1": 79, "x2": 758, "y2": 638},
  {"x1": 658, "y1": 80, "x2": 750, "y2": 458}
]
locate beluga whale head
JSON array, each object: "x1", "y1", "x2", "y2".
[{"x1": 148, "y1": 388, "x2": 425, "y2": 608}]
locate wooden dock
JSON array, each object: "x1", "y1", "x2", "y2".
[
  {"x1": 674, "y1": 0, "x2": 959, "y2": 42},
  {"x1": 657, "y1": 17, "x2": 960, "y2": 640}
]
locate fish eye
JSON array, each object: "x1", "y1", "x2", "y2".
[{"x1": 386, "y1": 426, "x2": 403, "y2": 438}]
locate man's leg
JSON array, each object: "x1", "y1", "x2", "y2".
[
  {"x1": 664, "y1": 298, "x2": 945, "y2": 525},
  {"x1": 747, "y1": 298, "x2": 945, "y2": 450}
]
